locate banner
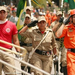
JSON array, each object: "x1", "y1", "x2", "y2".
[
  {"x1": 64, "y1": 0, "x2": 75, "y2": 9},
  {"x1": 16, "y1": 0, "x2": 26, "y2": 40}
]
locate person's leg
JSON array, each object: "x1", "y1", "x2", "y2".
[
  {"x1": 60, "y1": 63, "x2": 63, "y2": 73},
  {"x1": 30, "y1": 54, "x2": 43, "y2": 75},
  {"x1": 43, "y1": 56, "x2": 53, "y2": 75},
  {"x1": 3, "y1": 52, "x2": 16, "y2": 75},
  {"x1": 62, "y1": 66, "x2": 67, "y2": 75},
  {"x1": 28, "y1": 66, "x2": 31, "y2": 73},
  {"x1": 21, "y1": 66, "x2": 25, "y2": 75}
]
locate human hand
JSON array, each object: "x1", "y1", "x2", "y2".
[
  {"x1": 53, "y1": 55, "x2": 58, "y2": 62},
  {"x1": 27, "y1": 20, "x2": 38, "y2": 27},
  {"x1": 59, "y1": 17, "x2": 64, "y2": 23},
  {"x1": 63, "y1": 16, "x2": 71, "y2": 25}
]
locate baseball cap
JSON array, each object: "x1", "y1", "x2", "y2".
[
  {"x1": 26, "y1": 6, "x2": 32, "y2": 11},
  {"x1": 38, "y1": 16, "x2": 46, "y2": 22},
  {"x1": 25, "y1": 14, "x2": 31, "y2": 18},
  {"x1": 0, "y1": 6, "x2": 7, "y2": 12},
  {"x1": 57, "y1": 11, "x2": 62, "y2": 15},
  {"x1": 39, "y1": 12, "x2": 43, "y2": 16},
  {"x1": 42, "y1": 12, "x2": 45, "y2": 15}
]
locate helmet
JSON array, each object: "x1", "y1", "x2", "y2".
[
  {"x1": 70, "y1": 9, "x2": 75, "y2": 23},
  {"x1": 70, "y1": 9, "x2": 75, "y2": 16}
]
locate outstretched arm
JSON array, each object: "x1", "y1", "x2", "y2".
[
  {"x1": 56, "y1": 24, "x2": 64, "y2": 37},
  {"x1": 19, "y1": 20, "x2": 38, "y2": 34},
  {"x1": 19, "y1": 26, "x2": 28, "y2": 34},
  {"x1": 52, "y1": 17, "x2": 64, "y2": 31},
  {"x1": 52, "y1": 22, "x2": 61, "y2": 31},
  {"x1": 56, "y1": 16, "x2": 70, "y2": 37}
]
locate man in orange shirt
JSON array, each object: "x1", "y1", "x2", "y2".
[
  {"x1": 45, "y1": 10, "x2": 52, "y2": 27},
  {"x1": 51, "y1": 13, "x2": 57, "y2": 22},
  {"x1": 56, "y1": 9, "x2": 75, "y2": 75}
]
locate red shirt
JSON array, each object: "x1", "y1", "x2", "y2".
[
  {"x1": 41, "y1": 31, "x2": 45, "y2": 34},
  {"x1": 0, "y1": 21, "x2": 18, "y2": 49},
  {"x1": 57, "y1": 24, "x2": 75, "y2": 48}
]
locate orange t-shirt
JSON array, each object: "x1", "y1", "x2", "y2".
[
  {"x1": 57, "y1": 24, "x2": 75, "y2": 48},
  {"x1": 45, "y1": 14, "x2": 52, "y2": 26},
  {"x1": 52, "y1": 15, "x2": 57, "y2": 22}
]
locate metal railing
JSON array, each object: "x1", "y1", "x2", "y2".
[{"x1": 0, "y1": 40, "x2": 50, "y2": 75}]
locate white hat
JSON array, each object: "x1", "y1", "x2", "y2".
[
  {"x1": 57, "y1": 11, "x2": 62, "y2": 15},
  {"x1": 38, "y1": 16, "x2": 46, "y2": 22},
  {"x1": 39, "y1": 12, "x2": 43, "y2": 15},
  {"x1": 42, "y1": 12, "x2": 45, "y2": 15},
  {"x1": 26, "y1": 6, "x2": 32, "y2": 11},
  {"x1": 0, "y1": 6, "x2": 7, "y2": 12},
  {"x1": 25, "y1": 14, "x2": 31, "y2": 18}
]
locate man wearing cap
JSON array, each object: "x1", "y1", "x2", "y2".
[
  {"x1": 59, "y1": 10, "x2": 72, "y2": 75},
  {"x1": 51, "y1": 13, "x2": 57, "y2": 22},
  {"x1": 20, "y1": 14, "x2": 32, "y2": 74},
  {"x1": 26, "y1": 6, "x2": 32, "y2": 16},
  {"x1": 50, "y1": 11, "x2": 63, "y2": 52},
  {"x1": 50, "y1": 11, "x2": 64, "y2": 74},
  {"x1": 55, "y1": 10, "x2": 72, "y2": 75},
  {"x1": 19, "y1": 16, "x2": 57, "y2": 75},
  {"x1": 50, "y1": 11, "x2": 63, "y2": 30},
  {"x1": 26, "y1": 6, "x2": 36, "y2": 21},
  {"x1": 0, "y1": 6, "x2": 20, "y2": 75},
  {"x1": 45, "y1": 10, "x2": 52, "y2": 27},
  {"x1": 56, "y1": 9, "x2": 75, "y2": 75}
]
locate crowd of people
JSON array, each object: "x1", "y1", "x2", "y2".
[{"x1": 0, "y1": 3, "x2": 75, "y2": 75}]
